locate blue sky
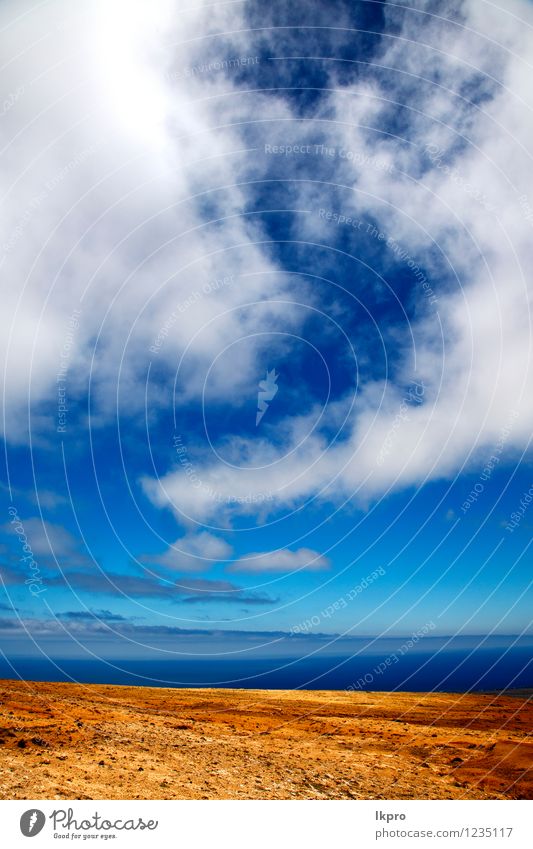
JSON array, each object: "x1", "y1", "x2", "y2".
[{"x1": 0, "y1": 0, "x2": 532, "y2": 670}]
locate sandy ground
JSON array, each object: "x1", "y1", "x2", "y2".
[{"x1": 0, "y1": 679, "x2": 531, "y2": 800}]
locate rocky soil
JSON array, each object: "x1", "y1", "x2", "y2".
[{"x1": 0, "y1": 679, "x2": 531, "y2": 799}]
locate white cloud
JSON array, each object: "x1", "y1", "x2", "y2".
[
  {"x1": 229, "y1": 547, "x2": 330, "y2": 574},
  {"x1": 4, "y1": 516, "x2": 79, "y2": 559},
  {"x1": 143, "y1": 0, "x2": 533, "y2": 522},
  {"x1": 140, "y1": 531, "x2": 232, "y2": 572},
  {"x1": 2, "y1": 0, "x2": 533, "y2": 529},
  {"x1": 0, "y1": 0, "x2": 307, "y2": 437}
]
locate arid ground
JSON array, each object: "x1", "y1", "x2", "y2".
[{"x1": 0, "y1": 679, "x2": 531, "y2": 800}]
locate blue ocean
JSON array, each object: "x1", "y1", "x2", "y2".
[{"x1": 1, "y1": 636, "x2": 531, "y2": 692}]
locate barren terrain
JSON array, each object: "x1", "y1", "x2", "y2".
[{"x1": 0, "y1": 679, "x2": 531, "y2": 799}]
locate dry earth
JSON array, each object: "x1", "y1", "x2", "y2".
[{"x1": 0, "y1": 679, "x2": 531, "y2": 800}]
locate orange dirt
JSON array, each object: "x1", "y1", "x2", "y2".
[{"x1": 0, "y1": 679, "x2": 531, "y2": 800}]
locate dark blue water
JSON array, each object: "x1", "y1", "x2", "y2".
[{"x1": 1, "y1": 642, "x2": 531, "y2": 692}]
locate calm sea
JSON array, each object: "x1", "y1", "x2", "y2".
[{"x1": 1, "y1": 638, "x2": 531, "y2": 692}]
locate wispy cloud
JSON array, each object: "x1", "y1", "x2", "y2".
[
  {"x1": 140, "y1": 0, "x2": 533, "y2": 525},
  {"x1": 229, "y1": 547, "x2": 330, "y2": 574},
  {"x1": 56, "y1": 609, "x2": 130, "y2": 622},
  {"x1": 140, "y1": 532, "x2": 232, "y2": 572}
]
